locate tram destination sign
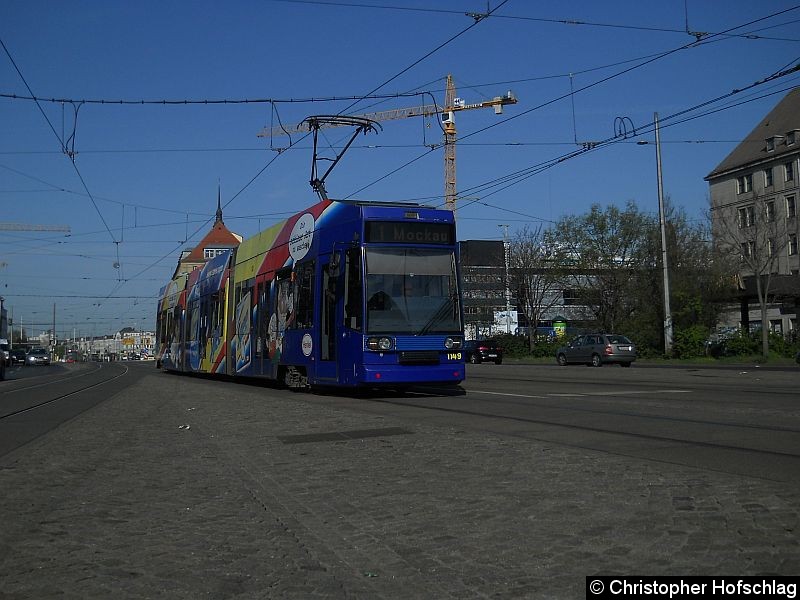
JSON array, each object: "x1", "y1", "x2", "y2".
[{"x1": 365, "y1": 221, "x2": 454, "y2": 245}]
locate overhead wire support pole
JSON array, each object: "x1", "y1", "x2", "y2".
[{"x1": 654, "y1": 112, "x2": 674, "y2": 356}]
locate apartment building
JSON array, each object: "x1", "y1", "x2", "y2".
[{"x1": 706, "y1": 87, "x2": 800, "y2": 335}]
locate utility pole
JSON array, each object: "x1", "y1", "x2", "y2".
[{"x1": 654, "y1": 113, "x2": 674, "y2": 355}]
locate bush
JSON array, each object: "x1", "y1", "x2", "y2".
[
  {"x1": 672, "y1": 325, "x2": 710, "y2": 359},
  {"x1": 720, "y1": 330, "x2": 760, "y2": 356},
  {"x1": 492, "y1": 333, "x2": 562, "y2": 359}
]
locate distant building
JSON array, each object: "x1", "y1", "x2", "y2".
[
  {"x1": 706, "y1": 87, "x2": 800, "y2": 335},
  {"x1": 459, "y1": 240, "x2": 509, "y2": 338},
  {"x1": 77, "y1": 329, "x2": 155, "y2": 361}
]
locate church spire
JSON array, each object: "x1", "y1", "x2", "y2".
[{"x1": 215, "y1": 184, "x2": 223, "y2": 225}]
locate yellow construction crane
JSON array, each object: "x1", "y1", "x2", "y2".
[{"x1": 258, "y1": 74, "x2": 517, "y2": 212}]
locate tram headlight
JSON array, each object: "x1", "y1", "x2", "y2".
[
  {"x1": 444, "y1": 337, "x2": 462, "y2": 349},
  {"x1": 367, "y1": 336, "x2": 394, "y2": 351}
]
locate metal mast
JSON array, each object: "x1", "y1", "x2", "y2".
[{"x1": 443, "y1": 75, "x2": 457, "y2": 212}]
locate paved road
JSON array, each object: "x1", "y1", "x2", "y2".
[{"x1": 0, "y1": 362, "x2": 798, "y2": 598}]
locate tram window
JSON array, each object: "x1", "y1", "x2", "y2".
[
  {"x1": 235, "y1": 279, "x2": 255, "y2": 336},
  {"x1": 257, "y1": 281, "x2": 269, "y2": 357},
  {"x1": 344, "y1": 247, "x2": 362, "y2": 331},
  {"x1": 188, "y1": 300, "x2": 199, "y2": 342},
  {"x1": 294, "y1": 261, "x2": 315, "y2": 329}
]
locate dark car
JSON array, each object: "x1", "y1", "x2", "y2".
[
  {"x1": 26, "y1": 348, "x2": 51, "y2": 366},
  {"x1": 464, "y1": 339, "x2": 503, "y2": 364},
  {"x1": 556, "y1": 333, "x2": 636, "y2": 367},
  {"x1": 10, "y1": 348, "x2": 27, "y2": 365}
]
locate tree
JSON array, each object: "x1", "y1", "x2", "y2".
[
  {"x1": 508, "y1": 225, "x2": 567, "y2": 350},
  {"x1": 627, "y1": 202, "x2": 734, "y2": 356},
  {"x1": 712, "y1": 193, "x2": 790, "y2": 357},
  {"x1": 552, "y1": 203, "x2": 652, "y2": 334}
]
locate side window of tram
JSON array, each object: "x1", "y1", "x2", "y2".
[
  {"x1": 257, "y1": 282, "x2": 269, "y2": 356},
  {"x1": 293, "y1": 261, "x2": 315, "y2": 329},
  {"x1": 344, "y1": 247, "x2": 362, "y2": 331}
]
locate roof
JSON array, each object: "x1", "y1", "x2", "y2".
[
  {"x1": 705, "y1": 87, "x2": 800, "y2": 180},
  {"x1": 182, "y1": 219, "x2": 241, "y2": 262}
]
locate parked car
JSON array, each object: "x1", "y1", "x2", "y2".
[
  {"x1": 26, "y1": 348, "x2": 51, "y2": 366},
  {"x1": 10, "y1": 348, "x2": 27, "y2": 365},
  {"x1": 464, "y1": 339, "x2": 503, "y2": 364},
  {"x1": 556, "y1": 333, "x2": 636, "y2": 367}
]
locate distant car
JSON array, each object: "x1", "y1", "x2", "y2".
[
  {"x1": 464, "y1": 339, "x2": 503, "y2": 364},
  {"x1": 556, "y1": 333, "x2": 636, "y2": 367},
  {"x1": 10, "y1": 348, "x2": 27, "y2": 365},
  {"x1": 0, "y1": 339, "x2": 6, "y2": 380},
  {"x1": 26, "y1": 348, "x2": 51, "y2": 366}
]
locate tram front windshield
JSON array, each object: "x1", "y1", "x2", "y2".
[{"x1": 365, "y1": 247, "x2": 461, "y2": 334}]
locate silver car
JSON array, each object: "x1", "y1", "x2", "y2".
[
  {"x1": 556, "y1": 334, "x2": 636, "y2": 367},
  {"x1": 26, "y1": 348, "x2": 51, "y2": 366}
]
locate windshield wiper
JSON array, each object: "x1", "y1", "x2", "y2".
[{"x1": 417, "y1": 296, "x2": 457, "y2": 336}]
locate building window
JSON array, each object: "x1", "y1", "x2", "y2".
[
  {"x1": 767, "y1": 238, "x2": 776, "y2": 257},
  {"x1": 788, "y1": 130, "x2": 797, "y2": 146},
  {"x1": 737, "y1": 205, "x2": 754, "y2": 228},
  {"x1": 766, "y1": 138, "x2": 776, "y2": 152},
  {"x1": 786, "y1": 161, "x2": 795, "y2": 182},
  {"x1": 790, "y1": 234, "x2": 798, "y2": 256},
  {"x1": 736, "y1": 174, "x2": 753, "y2": 194},
  {"x1": 787, "y1": 196, "x2": 797, "y2": 219},
  {"x1": 765, "y1": 167, "x2": 773, "y2": 188},
  {"x1": 765, "y1": 200, "x2": 776, "y2": 222},
  {"x1": 203, "y1": 248, "x2": 227, "y2": 259},
  {"x1": 741, "y1": 241, "x2": 754, "y2": 258}
]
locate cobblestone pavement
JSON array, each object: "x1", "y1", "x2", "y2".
[{"x1": 0, "y1": 370, "x2": 798, "y2": 599}]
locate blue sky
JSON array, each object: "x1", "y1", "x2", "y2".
[{"x1": 2, "y1": 0, "x2": 799, "y2": 337}]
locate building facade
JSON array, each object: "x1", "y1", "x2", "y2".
[
  {"x1": 706, "y1": 87, "x2": 800, "y2": 336},
  {"x1": 459, "y1": 240, "x2": 510, "y2": 339}
]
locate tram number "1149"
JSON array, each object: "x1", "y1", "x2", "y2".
[{"x1": 447, "y1": 352, "x2": 462, "y2": 361}]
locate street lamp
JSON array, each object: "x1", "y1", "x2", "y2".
[
  {"x1": 498, "y1": 224, "x2": 512, "y2": 334},
  {"x1": 638, "y1": 112, "x2": 674, "y2": 355}
]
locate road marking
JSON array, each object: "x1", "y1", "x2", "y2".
[
  {"x1": 474, "y1": 391, "x2": 548, "y2": 399},
  {"x1": 472, "y1": 389, "x2": 692, "y2": 399},
  {"x1": 588, "y1": 389, "x2": 691, "y2": 396}
]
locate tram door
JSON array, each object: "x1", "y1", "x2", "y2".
[
  {"x1": 316, "y1": 256, "x2": 338, "y2": 382},
  {"x1": 336, "y1": 247, "x2": 364, "y2": 386}
]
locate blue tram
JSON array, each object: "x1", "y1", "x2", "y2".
[{"x1": 156, "y1": 199, "x2": 465, "y2": 389}]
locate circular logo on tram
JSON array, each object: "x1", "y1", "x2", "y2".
[
  {"x1": 301, "y1": 333, "x2": 313, "y2": 357},
  {"x1": 289, "y1": 213, "x2": 315, "y2": 261}
]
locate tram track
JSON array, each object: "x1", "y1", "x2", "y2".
[
  {"x1": 315, "y1": 376, "x2": 800, "y2": 482},
  {"x1": 465, "y1": 368, "x2": 800, "y2": 397},
  {"x1": 0, "y1": 363, "x2": 129, "y2": 421},
  {"x1": 370, "y1": 389, "x2": 800, "y2": 458}
]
